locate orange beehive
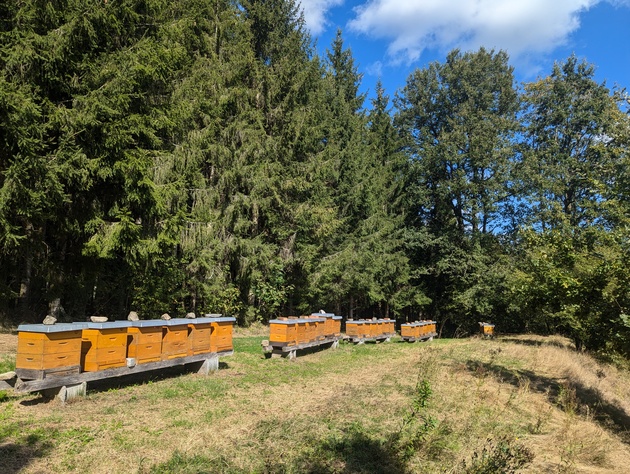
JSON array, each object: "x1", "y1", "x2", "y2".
[
  {"x1": 309, "y1": 316, "x2": 326, "y2": 340},
  {"x1": 345, "y1": 320, "x2": 363, "y2": 338},
  {"x1": 480, "y1": 323, "x2": 494, "y2": 337},
  {"x1": 400, "y1": 322, "x2": 418, "y2": 339},
  {"x1": 208, "y1": 316, "x2": 236, "y2": 352},
  {"x1": 331, "y1": 316, "x2": 342, "y2": 336},
  {"x1": 188, "y1": 318, "x2": 214, "y2": 356},
  {"x1": 294, "y1": 319, "x2": 308, "y2": 344},
  {"x1": 81, "y1": 321, "x2": 131, "y2": 371},
  {"x1": 382, "y1": 319, "x2": 395, "y2": 335},
  {"x1": 269, "y1": 319, "x2": 299, "y2": 346},
  {"x1": 128, "y1": 320, "x2": 163, "y2": 364},
  {"x1": 16, "y1": 324, "x2": 84, "y2": 374},
  {"x1": 312, "y1": 313, "x2": 342, "y2": 338},
  {"x1": 303, "y1": 318, "x2": 317, "y2": 342},
  {"x1": 161, "y1": 319, "x2": 190, "y2": 360}
]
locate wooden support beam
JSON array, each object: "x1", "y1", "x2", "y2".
[{"x1": 13, "y1": 350, "x2": 233, "y2": 393}]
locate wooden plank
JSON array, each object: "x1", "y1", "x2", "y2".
[
  {"x1": 16, "y1": 365, "x2": 81, "y2": 380},
  {"x1": 13, "y1": 350, "x2": 233, "y2": 393}
]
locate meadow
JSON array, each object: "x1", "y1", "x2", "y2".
[{"x1": 1, "y1": 328, "x2": 629, "y2": 473}]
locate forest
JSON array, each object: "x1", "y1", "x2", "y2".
[{"x1": 1, "y1": 0, "x2": 629, "y2": 358}]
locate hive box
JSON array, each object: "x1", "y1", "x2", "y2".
[
  {"x1": 187, "y1": 318, "x2": 214, "y2": 356},
  {"x1": 161, "y1": 319, "x2": 190, "y2": 360},
  {"x1": 16, "y1": 323, "x2": 84, "y2": 377},
  {"x1": 346, "y1": 320, "x2": 370, "y2": 339},
  {"x1": 269, "y1": 318, "x2": 299, "y2": 346},
  {"x1": 480, "y1": 323, "x2": 494, "y2": 337},
  {"x1": 312, "y1": 313, "x2": 342, "y2": 338},
  {"x1": 81, "y1": 321, "x2": 131, "y2": 372},
  {"x1": 401, "y1": 322, "x2": 419, "y2": 339},
  {"x1": 128, "y1": 320, "x2": 164, "y2": 364},
  {"x1": 207, "y1": 316, "x2": 236, "y2": 352}
]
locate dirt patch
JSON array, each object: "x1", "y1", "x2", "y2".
[{"x1": 0, "y1": 332, "x2": 17, "y2": 355}]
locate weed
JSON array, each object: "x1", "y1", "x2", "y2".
[
  {"x1": 557, "y1": 382, "x2": 579, "y2": 415},
  {"x1": 397, "y1": 378, "x2": 438, "y2": 461},
  {"x1": 458, "y1": 435, "x2": 534, "y2": 473}
]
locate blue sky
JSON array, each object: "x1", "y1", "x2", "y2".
[{"x1": 297, "y1": 0, "x2": 630, "y2": 106}]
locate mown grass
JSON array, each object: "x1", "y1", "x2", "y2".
[{"x1": 0, "y1": 334, "x2": 629, "y2": 473}]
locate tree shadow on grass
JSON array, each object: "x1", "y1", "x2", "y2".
[
  {"x1": 297, "y1": 425, "x2": 407, "y2": 474},
  {"x1": 465, "y1": 360, "x2": 630, "y2": 443},
  {"x1": 0, "y1": 440, "x2": 53, "y2": 474},
  {"x1": 499, "y1": 337, "x2": 574, "y2": 350}
]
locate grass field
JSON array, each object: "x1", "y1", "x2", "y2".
[{"x1": 1, "y1": 330, "x2": 629, "y2": 473}]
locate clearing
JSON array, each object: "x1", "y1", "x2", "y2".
[{"x1": 0, "y1": 330, "x2": 629, "y2": 473}]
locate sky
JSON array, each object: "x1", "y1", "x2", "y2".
[{"x1": 297, "y1": 0, "x2": 630, "y2": 106}]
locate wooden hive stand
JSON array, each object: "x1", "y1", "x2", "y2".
[{"x1": 10, "y1": 318, "x2": 235, "y2": 403}]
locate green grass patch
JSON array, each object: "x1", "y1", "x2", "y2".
[{"x1": 0, "y1": 354, "x2": 15, "y2": 373}]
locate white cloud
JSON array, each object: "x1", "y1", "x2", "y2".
[
  {"x1": 348, "y1": 0, "x2": 605, "y2": 63},
  {"x1": 298, "y1": 0, "x2": 345, "y2": 35},
  {"x1": 365, "y1": 60, "x2": 383, "y2": 77}
]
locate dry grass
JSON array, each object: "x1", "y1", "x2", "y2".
[{"x1": 0, "y1": 334, "x2": 629, "y2": 473}]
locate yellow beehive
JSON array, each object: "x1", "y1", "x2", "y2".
[
  {"x1": 345, "y1": 320, "x2": 363, "y2": 338},
  {"x1": 81, "y1": 321, "x2": 131, "y2": 371},
  {"x1": 480, "y1": 323, "x2": 494, "y2": 337},
  {"x1": 188, "y1": 318, "x2": 214, "y2": 356},
  {"x1": 16, "y1": 324, "x2": 83, "y2": 374},
  {"x1": 161, "y1": 319, "x2": 190, "y2": 360},
  {"x1": 331, "y1": 316, "x2": 342, "y2": 336},
  {"x1": 209, "y1": 316, "x2": 236, "y2": 352},
  {"x1": 128, "y1": 320, "x2": 163, "y2": 364},
  {"x1": 400, "y1": 322, "x2": 418, "y2": 339},
  {"x1": 269, "y1": 318, "x2": 299, "y2": 346}
]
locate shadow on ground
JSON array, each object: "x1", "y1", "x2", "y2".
[
  {"x1": 0, "y1": 440, "x2": 53, "y2": 474},
  {"x1": 499, "y1": 337, "x2": 574, "y2": 350},
  {"x1": 465, "y1": 359, "x2": 630, "y2": 443},
  {"x1": 297, "y1": 426, "x2": 407, "y2": 474}
]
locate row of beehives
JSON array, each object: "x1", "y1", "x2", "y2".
[
  {"x1": 15, "y1": 316, "x2": 236, "y2": 377},
  {"x1": 345, "y1": 318, "x2": 397, "y2": 340},
  {"x1": 268, "y1": 314, "x2": 437, "y2": 347},
  {"x1": 268, "y1": 313, "x2": 342, "y2": 347},
  {"x1": 400, "y1": 320, "x2": 438, "y2": 341}
]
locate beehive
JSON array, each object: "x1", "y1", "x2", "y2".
[
  {"x1": 161, "y1": 319, "x2": 190, "y2": 360},
  {"x1": 16, "y1": 323, "x2": 84, "y2": 376},
  {"x1": 269, "y1": 318, "x2": 299, "y2": 346},
  {"x1": 346, "y1": 320, "x2": 372, "y2": 338},
  {"x1": 309, "y1": 316, "x2": 326, "y2": 340},
  {"x1": 382, "y1": 318, "x2": 395, "y2": 335},
  {"x1": 128, "y1": 320, "x2": 163, "y2": 364},
  {"x1": 311, "y1": 313, "x2": 342, "y2": 338},
  {"x1": 401, "y1": 322, "x2": 419, "y2": 339},
  {"x1": 187, "y1": 318, "x2": 214, "y2": 356},
  {"x1": 480, "y1": 323, "x2": 494, "y2": 337},
  {"x1": 81, "y1": 321, "x2": 131, "y2": 371},
  {"x1": 208, "y1": 316, "x2": 236, "y2": 352},
  {"x1": 331, "y1": 316, "x2": 342, "y2": 336}
]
